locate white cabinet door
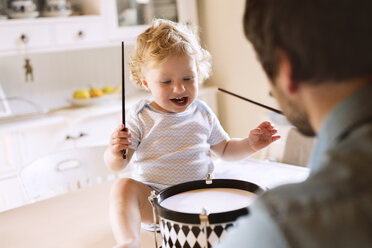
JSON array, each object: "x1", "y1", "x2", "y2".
[
  {"x1": 18, "y1": 121, "x2": 69, "y2": 166},
  {"x1": 18, "y1": 111, "x2": 121, "y2": 166},
  {"x1": 0, "y1": 0, "x2": 105, "y2": 55},
  {"x1": 62, "y1": 111, "x2": 122, "y2": 147},
  {"x1": 0, "y1": 176, "x2": 28, "y2": 212},
  {"x1": 107, "y1": 0, "x2": 198, "y2": 42},
  {"x1": 54, "y1": 20, "x2": 105, "y2": 46},
  {"x1": 0, "y1": 24, "x2": 52, "y2": 52},
  {"x1": 0, "y1": 132, "x2": 21, "y2": 174}
]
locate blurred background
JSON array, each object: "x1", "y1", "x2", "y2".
[{"x1": 0, "y1": 0, "x2": 314, "y2": 212}]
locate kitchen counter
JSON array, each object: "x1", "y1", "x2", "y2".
[
  {"x1": 0, "y1": 115, "x2": 65, "y2": 134},
  {"x1": 0, "y1": 92, "x2": 151, "y2": 131}
]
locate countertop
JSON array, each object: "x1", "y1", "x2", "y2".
[{"x1": 0, "y1": 92, "x2": 150, "y2": 133}]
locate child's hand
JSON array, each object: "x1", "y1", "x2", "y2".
[
  {"x1": 248, "y1": 121, "x2": 280, "y2": 152},
  {"x1": 109, "y1": 124, "x2": 132, "y2": 159}
]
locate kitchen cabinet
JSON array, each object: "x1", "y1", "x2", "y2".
[
  {"x1": 107, "y1": 0, "x2": 198, "y2": 42},
  {"x1": 0, "y1": 115, "x2": 65, "y2": 172},
  {"x1": 0, "y1": 175, "x2": 25, "y2": 212},
  {"x1": 0, "y1": 23, "x2": 52, "y2": 51},
  {"x1": 0, "y1": 116, "x2": 66, "y2": 212},
  {"x1": 61, "y1": 112, "x2": 121, "y2": 147},
  {"x1": 54, "y1": 19, "x2": 105, "y2": 46},
  {"x1": 0, "y1": 110, "x2": 121, "y2": 212},
  {"x1": 19, "y1": 120, "x2": 70, "y2": 165},
  {"x1": 0, "y1": 132, "x2": 21, "y2": 175},
  {"x1": 12, "y1": 106, "x2": 123, "y2": 168},
  {"x1": 0, "y1": 0, "x2": 198, "y2": 55},
  {"x1": 0, "y1": 0, "x2": 105, "y2": 55},
  {"x1": 0, "y1": 105, "x2": 124, "y2": 212}
]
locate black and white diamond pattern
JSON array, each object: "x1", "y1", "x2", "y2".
[{"x1": 160, "y1": 217, "x2": 234, "y2": 248}]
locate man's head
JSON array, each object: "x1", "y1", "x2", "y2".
[{"x1": 243, "y1": 0, "x2": 372, "y2": 136}]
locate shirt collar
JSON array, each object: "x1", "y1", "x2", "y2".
[
  {"x1": 309, "y1": 83, "x2": 372, "y2": 172},
  {"x1": 145, "y1": 100, "x2": 197, "y2": 116}
]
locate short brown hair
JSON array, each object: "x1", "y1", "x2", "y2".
[
  {"x1": 130, "y1": 19, "x2": 211, "y2": 88},
  {"x1": 243, "y1": 0, "x2": 372, "y2": 83}
]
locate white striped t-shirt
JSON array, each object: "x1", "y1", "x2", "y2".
[{"x1": 127, "y1": 99, "x2": 229, "y2": 191}]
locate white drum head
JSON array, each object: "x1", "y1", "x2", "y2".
[{"x1": 160, "y1": 187, "x2": 256, "y2": 214}]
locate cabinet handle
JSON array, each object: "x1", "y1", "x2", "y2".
[
  {"x1": 56, "y1": 159, "x2": 81, "y2": 171},
  {"x1": 20, "y1": 34, "x2": 29, "y2": 44},
  {"x1": 65, "y1": 132, "x2": 87, "y2": 140},
  {"x1": 77, "y1": 30, "x2": 85, "y2": 39}
]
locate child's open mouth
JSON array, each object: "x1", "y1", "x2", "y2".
[{"x1": 170, "y1": 97, "x2": 188, "y2": 106}]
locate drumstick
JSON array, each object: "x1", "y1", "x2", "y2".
[
  {"x1": 218, "y1": 88, "x2": 283, "y2": 115},
  {"x1": 121, "y1": 41, "x2": 127, "y2": 159}
]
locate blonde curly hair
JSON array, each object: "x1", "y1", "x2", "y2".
[{"x1": 129, "y1": 19, "x2": 211, "y2": 88}]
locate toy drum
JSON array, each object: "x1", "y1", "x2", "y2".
[{"x1": 149, "y1": 179, "x2": 264, "y2": 248}]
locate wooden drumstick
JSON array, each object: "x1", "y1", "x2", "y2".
[
  {"x1": 121, "y1": 41, "x2": 127, "y2": 159},
  {"x1": 218, "y1": 88, "x2": 283, "y2": 115}
]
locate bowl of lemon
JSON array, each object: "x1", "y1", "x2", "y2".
[{"x1": 69, "y1": 85, "x2": 121, "y2": 107}]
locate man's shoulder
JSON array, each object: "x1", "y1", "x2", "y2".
[
  {"x1": 257, "y1": 182, "x2": 313, "y2": 216},
  {"x1": 255, "y1": 171, "x2": 342, "y2": 219},
  {"x1": 335, "y1": 121, "x2": 372, "y2": 155},
  {"x1": 258, "y1": 146, "x2": 372, "y2": 217}
]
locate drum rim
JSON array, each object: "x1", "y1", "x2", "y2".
[{"x1": 154, "y1": 179, "x2": 264, "y2": 225}]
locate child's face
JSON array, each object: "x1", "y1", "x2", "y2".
[{"x1": 142, "y1": 54, "x2": 199, "y2": 113}]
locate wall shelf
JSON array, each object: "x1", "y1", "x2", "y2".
[{"x1": 0, "y1": 0, "x2": 198, "y2": 56}]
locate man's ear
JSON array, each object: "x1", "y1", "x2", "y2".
[{"x1": 277, "y1": 50, "x2": 298, "y2": 94}]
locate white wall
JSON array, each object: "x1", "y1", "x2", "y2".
[
  {"x1": 197, "y1": 0, "x2": 279, "y2": 138},
  {"x1": 0, "y1": 45, "x2": 140, "y2": 114}
]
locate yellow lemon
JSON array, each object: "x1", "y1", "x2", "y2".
[
  {"x1": 89, "y1": 88, "x2": 104, "y2": 98},
  {"x1": 102, "y1": 86, "x2": 114, "y2": 94},
  {"x1": 113, "y1": 84, "x2": 122, "y2": 94},
  {"x1": 73, "y1": 90, "x2": 90, "y2": 99}
]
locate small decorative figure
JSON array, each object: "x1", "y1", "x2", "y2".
[{"x1": 24, "y1": 58, "x2": 33, "y2": 82}]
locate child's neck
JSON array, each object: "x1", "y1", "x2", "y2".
[{"x1": 150, "y1": 101, "x2": 174, "y2": 113}]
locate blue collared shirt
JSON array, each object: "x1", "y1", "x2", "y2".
[{"x1": 216, "y1": 84, "x2": 372, "y2": 248}]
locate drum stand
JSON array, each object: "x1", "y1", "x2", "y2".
[
  {"x1": 199, "y1": 208, "x2": 210, "y2": 248},
  {"x1": 148, "y1": 191, "x2": 160, "y2": 248},
  {"x1": 200, "y1": 174, "x2": 212, "y2": 248}
]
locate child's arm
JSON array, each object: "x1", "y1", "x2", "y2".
[
  {"x1": 104, "y1": 124, "x2": 134, "y2": 171},
  {"x1": 211, "y1": 121, "x2": 280, "y2": 161}
]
